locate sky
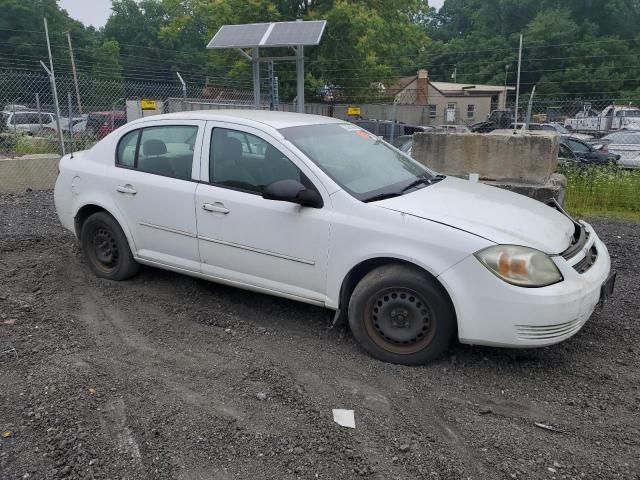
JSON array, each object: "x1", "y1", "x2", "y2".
[{"x1": 59, "y1": 0, "x2": 446, "y2": 29}]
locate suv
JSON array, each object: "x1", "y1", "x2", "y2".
[{"x1": 2, "y1": 111, "x2": 57, "y2": 135}]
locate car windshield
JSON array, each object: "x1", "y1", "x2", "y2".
[{"x1": 281, "y1": 123, "x2": 437, "y2": 201}]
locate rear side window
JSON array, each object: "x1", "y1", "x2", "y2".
[
  {"x1": 116, "y1": 125, "x2": 198, "y2": 181},
  {"x1": 117, "y1": 130, "x2": 139, "y2": 167}
]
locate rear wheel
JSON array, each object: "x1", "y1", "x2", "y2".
[
  {"x1": 348, "y1": 264, "x2": 455, "y2": 365},
  {"x1": 80, "y1": 212, "x2": 139, "y2": 281}
]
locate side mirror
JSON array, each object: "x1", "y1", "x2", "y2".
[{"x1": 262, "y1": 179, "x2": 323, "y2": 208}]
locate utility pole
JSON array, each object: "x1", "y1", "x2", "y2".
[
  {"x1": 43, "y1": 18, "x2": 65, "y2": 156},
  {"x1": 65, "y1": 31, "x2": 83, "y2": 114}
]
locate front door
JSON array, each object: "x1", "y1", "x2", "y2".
[
  {"x1": 110, "y1": 120, "x2": 205, "y2": 271},
  {"x1": 195, "y1": 122, "x2": 331, "y2": 303}
]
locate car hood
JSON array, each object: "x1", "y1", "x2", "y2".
[{"x1": 374, "y1": 177, "x2": 575, "y2": 254}]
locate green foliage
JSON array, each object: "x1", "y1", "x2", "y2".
[
  {"x1": 1, "y1": 0, "x2": 640, "y2": 101},
  {"x1": 562, "y1": 164, "x2": 640, "y2": 221}
]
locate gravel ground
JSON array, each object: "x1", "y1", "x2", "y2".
[{"x1": 1, "y1": 190, "x2": 639, "y2": 480}]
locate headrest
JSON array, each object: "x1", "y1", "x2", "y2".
[
  {"x1": 143, "y1": 139, "x2": 167, "y2": 156},
  {"x1": 222, "y1": 137, "x2": 243, "y2": 161}
]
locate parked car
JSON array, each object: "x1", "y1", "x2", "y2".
[
  {"x1": 41, "y1": 115, "x2": 88, "y2": 134},
  {"x1": 599, "y1": 131, "x2": 640, "y2": 169},
  {"x1": 512, "y1": 122, "x2": 593, "y2": 141},
  {"x1": 86, "y1": 111, "x2": 127, "y2": 138},
  {"x1": 558, "y1": 137, "x2": 619, "y2": 167},
  {"x1": 1, "y1": 110, "x2": 57, "y2": 135},
  {"x1": 54, "y1": 110, "x2": 614, "y2": 365}
]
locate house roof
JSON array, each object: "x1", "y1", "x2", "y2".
[
  {"x1": 431, "y1": 81, "x2": 514, "y2": 93},
  {"x1": 384, "y1": 74, "x2": 514, "y2": 98}
]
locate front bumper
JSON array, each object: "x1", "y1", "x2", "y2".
[{"x1": 438, "y1": 222, "x2": 611, "y2": 348}]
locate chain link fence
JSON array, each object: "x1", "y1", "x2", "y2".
[{"x1": 1, "y1": 68, "x2": 638, "y2": 219}]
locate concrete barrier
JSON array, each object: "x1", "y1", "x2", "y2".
[
  {"x1": 411, "y1": 131, "x2": 565, "y2": 204},
  {"x1": 0, "y1": 154, "x2": 60, "y2": 193},
  {"x1": 412, "y1": 131, "x2": 559, "y2": 184}
]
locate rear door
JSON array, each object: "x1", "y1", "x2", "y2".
[{"x1": 110, "y1": 119, "x2": 205, "y2": 271}]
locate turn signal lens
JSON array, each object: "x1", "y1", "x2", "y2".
[{"x1": 474, "y1": 245, "x2": 563, "y2": 287}]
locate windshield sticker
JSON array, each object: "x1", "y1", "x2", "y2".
[{"x1": 355, "y1": 130, "x2": 370, "y2": 139}]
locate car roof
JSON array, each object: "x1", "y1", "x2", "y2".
[{"x1": 144, "y1": 110, "x2": 346, "y2": 130}]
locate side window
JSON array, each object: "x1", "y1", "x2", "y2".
[
  {"x1": 210, "y1": 128, "x2": 304, "y2": 194},
  {"x1": 137, "y1": 126, "x2": 198, "y2": 180},
  {"x1": 116, "y1": 130, "x2": 139, "y2": 167},
  {"x1": 116, "y1": 125, "x2": 198, "y2": 180}
]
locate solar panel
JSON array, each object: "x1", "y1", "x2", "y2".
[
  {"x1": 207, "y1": 23, "x2": 271, "y2": 49},
  {"x1": 207, "y1": 20, "x2": 326, "y2": 49},
  {"x1": 262, "y1": 21, "x2": 326, "y2": 47}
]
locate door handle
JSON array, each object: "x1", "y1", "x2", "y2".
[
  {"x1": 116, "y1": 185, "x2": 137, "y2": 195},
  {"x1": 202, "y1": 202, "x2": 229, "y2": 214}
]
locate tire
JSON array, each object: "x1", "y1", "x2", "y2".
[
  {"x1": 80, "y1": 211, "x2": 139, "y2": 281},
  {"x1": 348, "y1": 264, "x2": 456, "y2": 365}
]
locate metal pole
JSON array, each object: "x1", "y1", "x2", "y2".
[
  {"x1": 35, "y1": 93, "x2": 42, "y2": 132},
  {"x1": 390, "y1": 99, "x2": 399, "y2": 144},
  {"x1": 503, "y1": 65, "x2": 509, "y2": 109},
  {"x1": 11, "y1": 102, "x2": 16, "y2": 135},
  {"x1": 514, "y1": 34, "x2": 523, "y2": 132},
  {"x1": 268, "y1": 61, "x2": 274, "y2": 111},
  {"x1": 68, "y1": 91, "x2": 74, "y2": 153},
  {"x1": 296, "y1": 45, "x2": 304, "y2": 113},
  {"x1": 66, "y1": 31, "x2": 82, "y2": 114},
  {"x1": 525, "y1": 85, "x2": 536, "y2": 130},
  {"x1": 176, "y1": 72, "x2": 187, "y2": 111},
  {"x1": 252, "y1": 48, "x2": 261, "y2": 109},
  {"x1": 43, "y1": 18, "x2": 65, "y2": 155}
]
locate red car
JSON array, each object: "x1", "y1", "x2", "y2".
[{"x1": 86, "y1": 111, "x2": 127, "y2": 138}]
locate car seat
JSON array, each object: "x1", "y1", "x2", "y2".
[{"x1": 139, "y1": 139, "x2": 174, "y2": 177}]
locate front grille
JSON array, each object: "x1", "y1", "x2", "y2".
[
  {"x1": 516, "y1": 319, "x2": 582, "y2": 340},
  {"x1": 573, "y1": 246, "x2": 598, "y2": 274}
]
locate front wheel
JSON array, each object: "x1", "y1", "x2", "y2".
[
  {"x1": 348, "y1": 264, "x2": 456, "y2": 365},
  {"x1": 80, "y1": 211, "x2": 140, "y2": 281}
]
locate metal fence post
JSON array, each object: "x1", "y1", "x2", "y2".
[
  {"x1": 176, "y1": 72, "x2": 187, "y2": 111},
  {"x1": 35, "y1": 93, "x2": 42, "y2": 132},
  {"x1": 67, "y1": 91, "x2": 74, "y2": 153},
  {"x1": 11, "y1": 102, "x2": 16, "y2": 135},
  {"x1": 42, "y1": 18, "x2": 65, "y2": 156}
]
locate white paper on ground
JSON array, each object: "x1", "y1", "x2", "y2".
[{"x1": 332, "y1": 409, "x2": 355, "y2": 428}]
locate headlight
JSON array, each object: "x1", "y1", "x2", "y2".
[{"x1": 474, "y1": 245, "x2": 563, "y2": 287}]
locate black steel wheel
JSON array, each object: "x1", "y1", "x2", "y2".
[
  {"x1": 88, "y1": 226, "x2": 120, "y2": 274},
  {"x1": 80, "y1": 211, "x2": 139, "y2": 281},
  {"x1": 348, "y1": 264, "x2": 455, "y2": 365}
]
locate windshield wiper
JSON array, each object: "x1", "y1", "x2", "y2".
[
  {"x1": 362, "y1": 192, "x2": 403, "y2": 203},
  {"x1": 400, "y1": 174, "x2": 446, "y2": 193}
]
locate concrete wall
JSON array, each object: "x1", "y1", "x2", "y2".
[
  {"x1": 0, "y1": 155, "x2": 60, "y2": 193},
  {"x1": 412, "y1": 131, "x2": 559, "y2": 184}
]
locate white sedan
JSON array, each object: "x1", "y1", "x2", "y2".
[{"x1": 54, "y1": 110, "x2": 615, "y2": 365}]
